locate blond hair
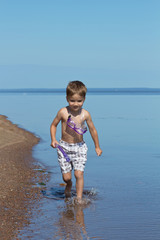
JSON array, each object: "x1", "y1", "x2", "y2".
[{"x1": 66, "y1": 81, "x2": 87, "y2": 98}]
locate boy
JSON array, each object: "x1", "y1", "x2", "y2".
[{"x1": 50, "y1": 81, "x2": 102, "y2": 202}]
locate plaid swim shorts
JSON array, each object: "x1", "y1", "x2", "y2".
[{"x1": 57, "y1": 139, "x2": 88, "y2": 174}]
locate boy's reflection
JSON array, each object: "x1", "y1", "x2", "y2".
[{"x1": 54, "y1": 202, "x2": 89, "y2": 240}]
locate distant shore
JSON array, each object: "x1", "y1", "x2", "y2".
[
  {"x1": 0, "y1": 115, "x2": 48, "y2": 240},
  {"x1": 0, "y1": 87, "x2": 160, "y2": 95}
]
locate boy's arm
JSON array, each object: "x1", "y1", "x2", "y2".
[
  {"x1": 86, "y1": 111, "x2": 102, "y2": 156},
  {"x1": 50, "y1": 109, "x2": 62, "y2": 148}
]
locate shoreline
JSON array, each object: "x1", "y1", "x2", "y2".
[{"x1": 0, "y1": 115, "x2": 48, "y2": 240}]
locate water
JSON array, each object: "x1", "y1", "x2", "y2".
[{"x1": 1, "y1": 90, "x2": 160, "y2": 239}]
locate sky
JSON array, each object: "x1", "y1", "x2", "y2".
[{"x1": 0, "y1": 0, "x2": 160, "y2": 88}]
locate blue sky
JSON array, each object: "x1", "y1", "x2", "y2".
[{"x1": 0, "y1": 0, "x2": 160, "y2": 88}]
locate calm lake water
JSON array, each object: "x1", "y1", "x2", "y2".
[{"x1": 1, "y1": 91, "x2": 160, "y2": 240}]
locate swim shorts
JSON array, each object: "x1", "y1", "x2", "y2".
[{"x1": 57, "y1": 139, "x2": 88, "y2": 174}]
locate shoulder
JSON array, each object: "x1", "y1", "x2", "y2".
[
  {"x1": 82, "y1": 108, "x2": 91, "y2": 120},
  {"x1": 58, "y1": 107, "x2": 67, "y2": 114},
  {"x1": 57, "y1": 107, "x2": 68, "y2": 119}
]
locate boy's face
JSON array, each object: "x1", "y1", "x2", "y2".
[{"x1": 66, "y1": 94, "x2": 85, "y2": 112}]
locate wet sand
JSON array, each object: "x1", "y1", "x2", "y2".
[{"x1": 0, "y1": 115, "x2": 48, "y2": 240}]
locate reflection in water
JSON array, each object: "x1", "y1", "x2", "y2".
[
  {"x1": 54, "y1": 201, "x2": 89, "y2": 240},
  {"x1": 41, "y1": 186, "x2": 97, "y2": 239}
]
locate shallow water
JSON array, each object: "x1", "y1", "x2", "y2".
[{"x1": 1, "y1": 92, "x2": 160, "y2": 239}]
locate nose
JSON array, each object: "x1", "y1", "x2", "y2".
[
  {"x1": 74, "y1": 104, "x2": 78, "y2": 108},
  {"x1": 73, "y1": 101, "x2": 78, "y2": 106}
]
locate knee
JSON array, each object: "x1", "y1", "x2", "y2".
[
  {"x1": 74, "y1": 170, "x2": 83, "y2": 180},
  {"x1": 63, "y1": 173, "x2": 72, "y2": 183}
]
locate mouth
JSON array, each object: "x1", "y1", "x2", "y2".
[{"x1": 72, "y1": 106, "x2": 79, "y2": 111}]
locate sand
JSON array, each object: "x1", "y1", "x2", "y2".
[{"x1": 0, "y1": 115, "x2": 48, "y2": 240}]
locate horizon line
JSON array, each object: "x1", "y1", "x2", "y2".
[
  {"x1": 0, "y1": 87, "x2": 160, "y2": 95},
  {"x1": 0, "y1": 87, "x2": 160, "y2": 91}
]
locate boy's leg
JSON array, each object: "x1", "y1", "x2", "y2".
[
  {"x1": 62, "y1": 171, "x2": 72, "y2": 197},
  {"x1": 74, "y1": 170, "x2": 84, "y2": 199}
]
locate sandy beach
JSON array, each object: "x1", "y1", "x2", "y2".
[{"x1": 0, "y1": 115, "x2": 48, "y2": 240}]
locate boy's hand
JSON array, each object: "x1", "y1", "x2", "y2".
[
  {"x1": 95, "y1": 147, "x2": 102, "y2": 156},
  {"x1": 50, "y1": 140, "x2": 59, "y2": 148}
]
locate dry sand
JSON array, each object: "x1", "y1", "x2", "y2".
[{"x1": 0, "y1": 115, "x2": 48, "y2": 240}]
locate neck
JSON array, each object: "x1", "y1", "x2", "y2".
[{"x1": 68, "y1": 106, "x2": 82, "y2": 116}]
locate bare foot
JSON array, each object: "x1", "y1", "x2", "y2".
[
  {"x1": 74, "y1": 197, "x2": 83, "y2": 205},
  {"x1": 73, "y1": 197, "x2": 91, "y2": 205},
  {"x1": 64, "y1": 181, "x2": 72, "y2": 198}
]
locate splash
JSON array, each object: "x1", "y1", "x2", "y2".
[
  {"x1": 84, "y1": 187, "x2": 97, "y2": 197},
  {"x1": 41, "y1": 186, "x2": 97, "y2": 203}
]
